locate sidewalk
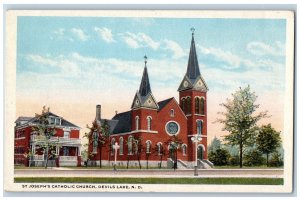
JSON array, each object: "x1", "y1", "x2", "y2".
[{"x1": 14, "y1": 168, "x2": 284, "y2": 178}]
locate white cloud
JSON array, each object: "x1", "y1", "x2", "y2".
[
  {"x1": 71, "y1": 28, "x2": 89, "y2": 41},
  {"x1": 94, "y1": 27, "x2": 115, "y2": 43},
  {"x1": 198, "y1": 45, "x2": 242, "y2": 69},
  {"x1": 53, "y1": 28, "x2": 65, "y2": 36},
  {"x1": 246, "y1": 41, "x2": 285, "y2": 56},
  {"x1": 120, "y1": 32, "x2": 159, "y2": 50},
  {"x1": 162, "y1": 39, "x2": 187, "y2": 59}
]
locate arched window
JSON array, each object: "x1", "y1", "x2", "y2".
[
  {"x1": 157, "y1": 143, "x2": 162, "y2": 155},
  {"x1": 181, "y1": 98, "x2": 186, "y2": 114},
  {"x1": 147, "y1": 116, "x2": 152, "y2": 131},
  {"x1": 200, "y1": 98, "x2": 205, "y2": 115},
  {"x1": 195, "y1": 97, "x2": 200, "y2": 114},
  {"x1": 111, "y1": 138, "x2": 115, "y2": 155},
  {"x1": 128, "y1": 136, "x2": 133, "y2": 155},
  {"x1": 186, "y1": 97, "x2": 191, "y2": 114},
  {"x1": 92, "y1": 131, "x2": 98, "y2": 153},
  {"x1": 182, "y1": 144, "x2": 187, "y2": 155},
  {"x1": 170, "y1": 109, "x2": 174, "y2": 117},
  {"x1": 135, "y1": 116, "x2": 139, "y2": 130},
  {"x1": 196, "y1": 120, "x2": 203, "y2": 135},
  {"x1": 146, "y1": 140, "x2": 151, "y2": 153},
  {"x1": 119, "y1": 137, "x2": 123, "y2": 155}
]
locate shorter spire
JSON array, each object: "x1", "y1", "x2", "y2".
[{"x1": 139, "y1": 55, "x2": 152, "y2": 97}]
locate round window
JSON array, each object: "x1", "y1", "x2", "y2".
[{"x1": 165, "y1": 121, "x2": 180, "y2": 135}]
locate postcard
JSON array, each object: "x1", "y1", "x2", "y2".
[{"x1": 4, "y1": 10, "x2": 294, "y2": 193}]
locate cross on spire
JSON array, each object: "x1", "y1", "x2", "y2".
[
  {"x1": 190, "y1": 27, "x2": 195, "y2": 35},
  {"x1": 144, "y1": 55, "x2": 148, "y2": 66}
]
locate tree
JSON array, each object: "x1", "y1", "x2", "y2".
[
  {"x1": 256, "y1": 124, "x2": 281, "y2": 167},
  {"x1": 125, "y1": 136, "x2": 144, "y2": 169},
  {"x1": 32, "y1": 106, "x2": 58, "y2": 169},
  {"x1": 216, "y1": 86, "x2": 268, "y2": 168},
  {"x1": 165, "y1": 135, "x2": 183, "y2": 170},
  {"x1": 153, "y1": 143, "x2": 166, "y2": 169},
  {"x1": 84, "y1": 119, "x2": 110, "y2": 168}
]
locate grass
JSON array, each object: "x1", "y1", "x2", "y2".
[
  {"x1": 15, "y1": 177, "x2": 283, "y2": 185},
  {"x1": 213, "y1": 165, "x2": 283, "y2": 169}
]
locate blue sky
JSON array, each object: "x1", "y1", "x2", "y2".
[{"x1": 16, "y1": 16, "x2": 287, "y2": 142}]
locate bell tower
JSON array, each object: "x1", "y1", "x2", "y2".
[{"x1": 178, "y1": 28, "x2": 209, "y2": 160}]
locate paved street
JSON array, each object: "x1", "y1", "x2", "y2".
[{"x1": 15, "y1": 168, "x2": 284, "y2": 178}]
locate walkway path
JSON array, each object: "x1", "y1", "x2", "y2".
[{"x1": 15, "y1": 168, "x2": 283, "y2": 178}]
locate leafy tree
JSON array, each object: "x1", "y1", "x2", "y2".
[
  {"x1": 243, "y1": 150, "x2": 265, "y2": 166},
  {"x1": 153, "y1": 143, "x2": 166, "y2": 169},
  {"x1": 208, "y1": 148, "x2": 230, "y2": 166},
  {"x1": 216, "y1": 86, "x2": 268, "y2": 168},
  {"x1": 125, "y1": 136, "x2": 144, "y2": 169},
  {"x1": 256, "y1": 124, "x2": 281, "y2": 167},
  {"x1": 84, "y1": 119, "x2": 110, "y2": 168},
  {"x1": 32, "y1": 106, "x2": 59, "y2": 169},
  {"x1": 165, "y1": 135, "x2": 183, "y2": 170}
]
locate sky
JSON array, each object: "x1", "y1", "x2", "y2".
[{"x1": 16, "y1": 16, "x2": 287, "y2": 146}]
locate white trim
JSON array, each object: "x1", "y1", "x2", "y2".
[
  {"x1": 185, "y1": 114, "x2": 192, "y2": 117},
  {"x1": 146, "y1": 116, "x2": 152, "y2": 131},
  {"x1": 14, "y1": 137, "x2": 26, "y2": 140},
  {"x1": 194, "y1": 96, "x2": 205, "y2": 100},
  {"x1": 131, "y1": 107, "x2": 158, "y2": 111},
  {"x1": 165, "y1": 120, "x2": 180, "y2": 136},
  {"x1": 197, "y1": 144, "x2": 206, "y2": 151},
  {"x1": 188, "y1": 134, "x2": 207, "y2": 137},
  {"x1": 195, "y1": 114, "x2": 205, "y2": 117},
  {"x1": 109, "y1": 129, "x2": 159, "y2": 137},
  {"x1": 180, "y1": 96, "x2": 191, "y2": 100}
]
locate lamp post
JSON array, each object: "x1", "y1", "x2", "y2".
[
  {"x1": 191, "y1": 134, "x2": 202, "y2": 176},
  {"x1": 113, "y1": 142, "x2": 120, "y2": 171}
]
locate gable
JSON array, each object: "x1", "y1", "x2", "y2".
[
  {"x1": 131, "y1": 92, "x2": 142, "y2": 109},
  {"x1": 193, "y1": 75, "x2": 209, "y2": 92},
  {"x1": 177, "y1": 75, "x2": 193, "y2": 92},
  {"x1": 157, "y1": 97, "x2": 187, "y2": 120}
]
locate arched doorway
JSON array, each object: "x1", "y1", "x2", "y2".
[{"x1": 197, "y1": 145, "x2": 204, "y2": 160}]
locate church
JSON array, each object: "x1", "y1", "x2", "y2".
[{"x1": 88, "y1": 31, "x2": 213, "y2": 169}]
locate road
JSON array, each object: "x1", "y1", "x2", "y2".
[{"x1": 15, "y1": 168, "x2": 284, "y2": 178}]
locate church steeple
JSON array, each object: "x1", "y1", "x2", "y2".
[
  {"x1": 131, "y1": 56, "x2": 158, "y2": 110},
  {"x1": 139, "y1": 56, "x2": 152, "y2": 96},
  {"x1": 186, "y1": 28, "x2": 200, "y2": 81},
  {"x1": 178, "y1": 28, "x2": 208, "y2": 92}
]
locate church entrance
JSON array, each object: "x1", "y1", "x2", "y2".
[{"x1": 197, "y1": 145, "x2": 204, "y2": 160}]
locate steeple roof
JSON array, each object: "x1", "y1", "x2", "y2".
[
  {"x1": 131, "y1": 56, "x2": 158, "y2": 110},
  {"x1": 186, "y1": 32, "x2": 200, "y2": 81},
  {"x1": 139, "y1": 64, "x2": 151, "y2": 96},
  {"x1": 178, "y1": 29, "x2": 208, "y2": 92}
]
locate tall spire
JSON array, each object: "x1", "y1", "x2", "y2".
[
  {"x1": 186, "y1": 27, "x2": 200, "y2": 81},
  {"x1": 138, "y1": 55, "x2": 152, "y2": 96}
]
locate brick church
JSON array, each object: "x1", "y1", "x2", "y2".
[{"x1": 88, "y1": 31, "x2": 213, "y2": 169}]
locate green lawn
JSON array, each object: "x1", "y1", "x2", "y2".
[{"x1": 15, "y1": 177, "x2": 283, "y2": 185}]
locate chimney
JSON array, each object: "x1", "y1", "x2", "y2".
[{"x1": 96, "y1": 105, "x2": 101, "y2": 121}]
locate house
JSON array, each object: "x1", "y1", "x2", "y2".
[
  {"x1": 14, "y1": 111, "x2": 82, "y2": 167},
  {"x1": 88, "y1": 31, "x2": 213, "y2": 169}
]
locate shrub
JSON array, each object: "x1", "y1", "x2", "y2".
[
  {"x1": 208, "y1": 148, "x2": 230, "y2": 166},
  {"x1": 269, "y1": 151, "x2": 284, "y2": 167},
  {"x1": 243, "y1": 150, "x2": 265, "y2": 166},
  {"x1": 228, "y1": 155, "x2": 240, "y2": 166}
]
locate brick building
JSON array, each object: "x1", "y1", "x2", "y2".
[
  {"x1": 88, "y1": 32, "x2": 213, "y2": 169},
  {"x1": 14, "y1": 111, "x2": 82, "y2": 167}
]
